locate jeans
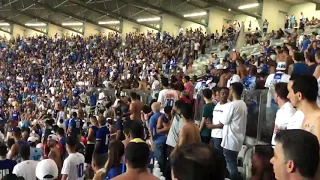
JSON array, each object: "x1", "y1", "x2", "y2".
[
  {"x1": 223, "y1": 148, "x2": 239, "y2": 180},
  {"x1": 211, "y1": 138, "x2": 223, "y2": 152},
  {"x1": 165, "y1": 145, "x2": 174, "y2": 180},
  {"x1": 154, "y1": 142, "x2": 166, "y2": 173}
]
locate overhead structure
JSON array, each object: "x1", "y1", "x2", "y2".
[
  {"x1": 10, "y1": 7, "x2": 83, "y2": 35},
  {"x1": 204, "y1": 0, "x2": 261, "y2": 19},
  {"x1": 0, "y1": 15, "x2": 46, "y2": 34},
  {"x1": 68, "y1": 0, "x2": 161, "y2": 31},
  {"x1": 134, "y1": 0, "x2": 208, "y2": 27},
  {"x1": 32, "y1": 0, "x2": 121, "y2": 33}
]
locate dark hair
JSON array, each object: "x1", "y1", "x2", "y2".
[
  {"x1": 306, "y1": 53, "x2": 316, "y2": 63},
  {"x1": 92, "y1": 154, "x2": 107, "y2": 169},
  {"x1": 171, "y1": 143, "x2": 226, "y2": 180},
  {"x1": 202, "y1": 88, "x2": 213, "y2": 100},
  {"x1": 231, "y1": 82, "x2": 244, "y2": 97},
  {"x1": 293, "y1": 51, "x2": 304, "y2": 62},
  {"x1": 275, "y1": 82, "x2": 289, "y2": 100},
  {"x1": 275, "y1": 130, "x2": 319, "y2": 178},
  {"x1": 130, "y1": 92, "x2": 138, "y2": 100},
  {"x1": 212, "y1": 87, "x2": 220, "y2": 95},
  {"x1": 66, "y1": 137, "x2": 78, "y2": 149},
  {"x1": 291, "y1": 75, "x2": 318, "y2": 102},
  {"x1": 125, "y1": 142, "x2": 149, "y2": 169},
  {"x1": 123, "y1": 120, "x2": 133, "y2": 136},
  {"x1": 2, "y1": 174, "x2": 25, "y2": 180},
  {"x1": 19, "y1": 144, "x2": 30, "y2": 160},
  {"x1": 180, "y1": 103, "x2": 193, "y2": 120},
  {"x1": 13, "y1": 127, "x2": 22, "y2": 138},
  {"x1": 0, "y1": 143, "x2": 7, "y2": 157},
  {"x1": 184, "y1": 76, "x2": 190, "y2": 81},
  {"x1": 219, "y1": 87, "x2": 229, "y2": 93},
  {"x1": 174, "y1": 100, "x2": 186, "y2": 110},
  {"x1": 142, "y1": 105, "x2": 152, "y2": 114},
  {"x1": 72, "y1": 112, "x2": 77, "y2": 118},
  {"x1": 106, "y1": 140, "x2": 125, "y2": 174},
  {"x1": 129, "y1": 120, "x2": 144, "y2": 139},
  {"x1": 164, "y1": 106, "x2": 172, "y2": 114},
  {"x1": 57, "y1": 128, "x2": 65, "y2": 136},
  {"x1": 162, "y1": 77, "x2": 169, "y2": 87}
]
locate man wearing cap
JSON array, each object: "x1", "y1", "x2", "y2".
[
  {"x1": 265, "y1": 62, "x2": 291, "y2": 122},
  {"x1": 47, "y1": 134, "x2": 62, "y2": 174},
  {"x1": 36, "y1": 159, "x2": 59, "y2": 180}
]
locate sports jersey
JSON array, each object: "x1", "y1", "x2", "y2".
[
  {"x1": 0, "y1": 159, "x2": 16, "y2": 179},
  {"x1": 69, "y1": 118, "x2": 81, "y2": 136},
  {"x1": 265, "y1": 72, "x2": 290, "y2": 108},
  {"x1": 30, "y1": 147, "x2": 43, "y2": 161},
  {"x1": 96, "y1": 125, "x2": 110, "y2": 154},
  {"x1": 61, "y1": 152, "x2": 85, "y2": 180},
  {"x1": 11, "y1": 110, "x2": 19, "y2": 121},
  {"x1": 157, "y1": 89, "x2": 179, "y2": 111}
]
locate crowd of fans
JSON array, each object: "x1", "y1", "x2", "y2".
[{"x1": 0, "y1": 16, "x2": 319, "y2": 180}]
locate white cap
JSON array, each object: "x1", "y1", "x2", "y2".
[
  {"x1": 47, "y1": 134, "x2": 59, "y2": 142},
  {"x1": 36, "y1": 143, "x2": 43, "y2": 149},
  {"x1": 316, "y1": 35, "x2": 320, "y2": 41},
  {"x1": 276, "y1": 62, "x2": 286, "y2": 71},
  {"x1": 36, "y1": 159, "x2": 59, "y2": 180},
  {"x1": 28, "y1": 136, "x2": 38, "y2": 143}
]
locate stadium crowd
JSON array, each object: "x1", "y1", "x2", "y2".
[{"x1": 0, "y1": 17, "x2": 319, "y2": 180}]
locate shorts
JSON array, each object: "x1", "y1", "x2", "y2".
[{"x1": 85, "y1": 144, "x2": 95, "y2": 164}]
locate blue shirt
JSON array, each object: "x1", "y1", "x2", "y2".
[
  {"x1": 301, "y1": 39, "x2": 311, "y2": 52},
  {"x1": 149, "y1": 112, "x2": 167, "y2": 144},
  {"x1": 96, "y1": 126, "x2": 110, "y2": 154},
  {"x1": 64, "y1": 119, "x2": 69, "y2": 130},
  {"x1": 59, "y1": 137, "x2": 66, "y2": 156},
  {"x1": 0, "y1": 159, "x2": 16, "y2": 178},
  {"x1": 69, "y1": 118, "x2": 81, "y2": 135},
  {"x1": 89, "y1": 95, "x2": 97, "y2": 106},
  {"x1": 30, "y1": 147, "x2": 43, "y2": 161},
  {"x1": 242, "y1": 76, "x2": 257, "y2": 90},
  {"x1": 11, "y1": 111, "x2": 19, "y2": 121},
  {"x1": 105, "y1": 164, "x2": 126, "y2": 180},
  {"x1": 61, "y1": 97, "x2": 68, "y2": 107}
]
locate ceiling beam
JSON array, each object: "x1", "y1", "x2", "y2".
[
  {"x1": 205, "y1": 0, "x2": 261, "y2": 19},
  {"x1": 118, "y1": 0, "x2": 160, "y2": 17},
  {"x1": 0, "y1": 27, "x2": 11, "y2": 34},
  {"x1": 11, "y1": 7, "x2": 83, "y2": 35},
  {"x1": 134, "y1": 0, "x2": 207, "y2": 26},
  {"x1": 68, "y1": 0, "x2": 161, "y2": 31},
  {"x1": 32, "y1": 0, "x2": 121, "y2": 33},
  {"x1": 0, "y1": 15, "x2": 46, "y2": 34}
]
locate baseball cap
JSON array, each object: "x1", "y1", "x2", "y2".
[
  {"x1": 47, "y1": 134, "x2": 59, "y2": 142},
  {"x1": 276, "y1": 62, "x2": 286, "y2": 71},
  {"x1": 36, "y1": 159, "x2": 58, "y2": 180},
  {"x1": 216, "y1": 64, "x2": 224, "y2": 70},
  {"x1": 28, "y1": 136, "x2": 38, "y2": 143}
]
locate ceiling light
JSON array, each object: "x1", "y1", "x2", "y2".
[
  {"x1": 25, "y1": 23, "x2": 47, "y2": 27},
  {"x1": 137, "y1": 17, "x2": 161, "y2": 22},
  {"x1": 238, "y1": 3, "x2": 259, "y2": 9},
  {"x1": 183, "y1": 12, "x2": 207, "y2": 17},
  {"x1": 0, "y1": 23, "x2": 10, "y2": 26},
  {"x1": 98, "y1": 21, "x2": 120, "y2": 25},
  {"x1": 228, "y1": 9, "x2": 231, "y2": 11},
  {"x1": 61, "y1": 22, "x2": 83, "y2": 26}
]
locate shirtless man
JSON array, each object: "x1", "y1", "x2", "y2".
[
  {"x1": 287, "y1": 75, "x2": 320, "y2": 178},
  {"x1": 236, "y1": 59, "x2": 248, "y2": 79},
  {"x1": 47, "y1": 134, "x2": 62, "y2": 174},
  {"x1": 171, "y1": 103, "x2": 201, "y2": 157},
  {"x1": 127, "y1": 92, "x2": 143, "y2": 121},
  {"x1": 112, "y1": 142, "x2": 158, "y2": 180}
]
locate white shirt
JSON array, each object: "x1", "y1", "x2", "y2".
[
  {"x1": 264, "y1": 72, "x2": 291, "y2": 107},
  {"x1": 166, "y1": 115, "x2": 184, "y2": 147},
  {"x1": 151, "y1": 80, "x2": 160, "y2": 91},
  {"x1": 194, "y1": 42, "x2": 200, "y2": 51},
  {"x1": 287, "y1": 110, "x2": 305, "y2": 130},
  {"x1": 227, "y1": 74, "x2": 241, "y2": 88},
  {"x1": 13, "y1": 160, "x2": 38, "y2": 180},
  {"x1": 211, "y1": 103, "x2": 225, "y2": 138},
  {"x1": 61, "y1": 152, "x2": 85, "y2": 180},
  {"x1": 271, "y1": 102, "x2": 296, "y2": 145},
  {"x1": 220, "y1": 100, "x2": 247, "y2": 152},
  {"x1": 157, "y1": 89, "x2": 179, "y2": 111}
]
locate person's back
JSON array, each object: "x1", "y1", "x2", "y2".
[
  {"x1": 183, "y1": 121, "x2": 201, "y2": 145},
  {"x1": 12, "y1": 145, "x2": 38, "y2": 180},
  {"x1": 292, "y1": 62, "x2": 308, "y2": 75},
  {"x1": 0, "y1": 143, "x2": 16, "y2": 179},
  {"x1": 62, "y1": 152, "x2": 85, "y2": 180}
]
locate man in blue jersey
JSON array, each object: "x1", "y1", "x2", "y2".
[
  {"x1": 0, "y1": 143, "x2": 16, "y2": 179},
  {"x1": 68, "y1": 112, "x2": 82, "y2": 139},
  {"x1": 94, "y1": 116, "x2": 110, "y2": 157}
]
